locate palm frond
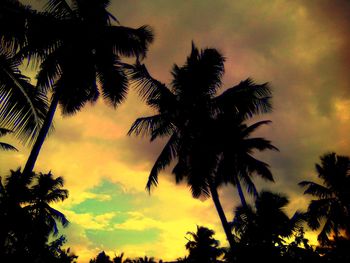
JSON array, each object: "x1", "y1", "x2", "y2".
[
  {"x1": 107, "y1": 25, "x2": 154, "y2": 59},
  {"x1": 124, "y1": 62, "x2": 175, "y2": 106},
  {"x1": 146, "y1": 133, "x2": 179, "y2": 191},
  {"x1": 241, "y1": 120, "x2": 272, "y2": 137},
  {"x1": 97, "y1": 57, "x2": 128, "y2": 107},
  {"x1": 239, "y1": 171, "x2": 258, "y2": 197},
  {"x1": 0, "y1": 127, "x2": 13, "y2": 137},
  {"x1": 245, "y1": 154, "x2": 274, "y2": 182},
  {"x1": 213, "y1": 78, "x2": 272, "y2": 118},
  {"x1": 243, "y1": 137, "x2": 279, "y2": 152},
  {"x1": 128, "y1": 114, "x2": 174, "y2": 141},
  {"x1": 299, "y1": 181, "x2": 332, "y2": 198},
  {"x1": 0, "y1": 142, "x2": 18, "y2": 151},
  {"x1": 0, "y1": 49, "x2": 49, "y2": 144}
]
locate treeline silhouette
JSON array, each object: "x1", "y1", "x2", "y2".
[{"x1": 1, "y1": 0, "x2": 349, "y2": 263}]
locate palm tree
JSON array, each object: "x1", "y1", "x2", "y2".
[
  {"x1": 0, "y1": 128, "x2": 18, "y2": 151},
  {"x1": 128, "y1": 43, "x2": 273, "y2": 249},
  {"x1": 27, "y1": 171, "x2": 69, "y2": 237},
  {"x1": 232, "y1": 191, "x2": 304, "y2": 262},
  {"x1": 0, "y1": 169, "x2": 69, "y2": 261},
  {"x1": 2, "y1": 0, "x2": 154, "y2": 175},
  {"x1": 185, "y1": 226, "x2": 224, "y2": 263},
  {"x1": 299, "y1": 152, "x2": 350, "y2": 245}
]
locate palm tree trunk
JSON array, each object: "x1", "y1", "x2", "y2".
[
  {"x1": 234, "y1": 175, "x2": 247, "y2": 208},
  {"x1": 22, "y1": 93, "x2": 59, "y2": 175},
  {"x1": 208, "y1": 182, "x2": 236, "y2": 250}
]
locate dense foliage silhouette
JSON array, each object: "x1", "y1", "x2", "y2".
[{"x1": 0, "y1": 169, "x2": 75, "y2": 263}]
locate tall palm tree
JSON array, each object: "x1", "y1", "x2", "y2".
[
  {"x1": 0, "y1": 128, "x2": 18, "y2": 151},
  {"x1": 127, "y1": 43, "x2": 273, "y2": 249},
  {"x1": 185, "y1": 226, "x2": 224, "y2": 263},
  {"x1": 299, "y1": 152, "x2": 350, "y2": 245},
  {"x1": 3, "y1": 0, "x2": 154, "y2": 175}
]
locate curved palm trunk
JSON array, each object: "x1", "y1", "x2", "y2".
[
  {"x1": 234, "y1": 175, "x2": 247, "y2": 208},
  {"x1": 208, "y1": 182, "x2": 236, "y2": 250},
  {"x1": 22, "y1": 93, "x2": 59, "y2": 176}
]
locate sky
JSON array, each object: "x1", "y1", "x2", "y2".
[{"x1": 1, "y1": 0, "x2": 350, "y2": 262}]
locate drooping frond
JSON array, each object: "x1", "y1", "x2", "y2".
[
  {"x1": 299, "y1": 181, "x2": 333, "y2": 198},
  {"x1": 241, "y1": 120, "x2": 272, "y2": 137},
  {"x1": 0, "y1": 49, "x2": 48, "y2": 144},
  {"x1": 128, "y1": 114, "x2": 175, "y2": 141},
  {"x1": 96, "y1": 56, "x2": 128, "y2": 107},
  {"x1": 124, "y1": 62, "x2": 175, "y2": 107},
  {"x1": 0, "y1": 142, "x2": 18, "y2": 151},
  {"x1": 146, "y1": 133, "x2": 179, "y2": 191},
  {"x1": 244, "y1": 154, "x2": 274, "y2": 182}
]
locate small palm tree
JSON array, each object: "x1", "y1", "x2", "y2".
[
  {"x1": 299, "y1": 152, "x2": 350, "y2": 245},
  {"x1": 28, "y1": 171, "x2": 69, "y2": 237},
  {"x1": 185, "y1": 226, "x2": 224, "y2": 263},
  {"x1": 232, "y1": 191, "x2": 304, "y2": 262}
]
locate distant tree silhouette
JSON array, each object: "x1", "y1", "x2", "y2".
[
  {"x1": 128, "y1": 43, "x2": 273, "y2": 249},
  {"x1": 113, "y1": 252, "x2": 126, "y2": 263},
  {"x1": 27, "y1": 171, "x2": 69, "y2": 250},
  {"x1": 299, "y1": 152, "x2": 350, "y2": 245},
  {"x1": 185, "y1": 226, "x2": 224, "y2": 263},
  {"x1": 90, "y1": 251, "x2": 113, "y2": 263},
  {"x1": 0, "y1": 128, "x2": 18, "y2": 151},
  {"x1": 232, "y1": 191, "x2": 304, "y2": 262},
  {"x1": 131, "y1": 256, "x2": 156, "y2": 263},
  {"x1": 0, "y1": 0, "x2": 154, "y2": 175},
  {"x1": 0, "y1": 169, "x2": 70, "y2": 262}
]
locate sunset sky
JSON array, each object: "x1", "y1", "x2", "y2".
[{"x1": 1, "y1": 0, "x2": 350, "y2": 262}]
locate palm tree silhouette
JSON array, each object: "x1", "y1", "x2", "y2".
[
  {"x1": 232, "y1": 191, "x2": 304, "y2": 262},
  {"x1": 185, "y1": 226, "x2": 224, "y2": 263},
  {"x1": 0, "y1": 128, "x2": 18, "y2": 151},
  {"x1": 128, "y1": 43, "x2": 273, "y2": 249},
  {"x1": 299, "y1": 152, "x2": 350, "y2": 245},
  {"x1": 27, "y1": 171, "x2": 69, "y2": 237},
  {"x1": 0, "y1": 169, "x2": 69, "y2": 261},
  {"x1": 13, "y1": 0, "x2": 154, "y2": 175}
]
